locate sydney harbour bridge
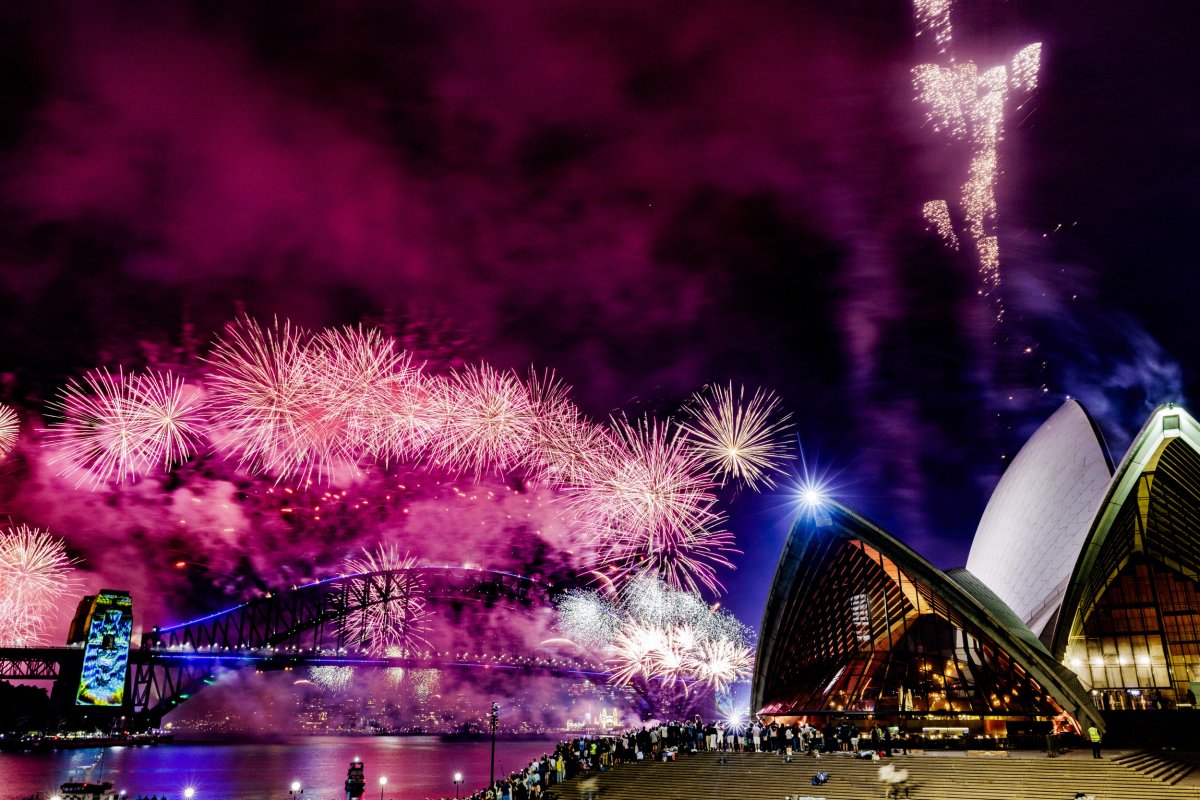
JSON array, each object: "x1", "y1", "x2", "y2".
[{"x1": 0, "y1": 566, "x2": 606, "y2": 729}]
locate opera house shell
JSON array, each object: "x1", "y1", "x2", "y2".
[
  {"x1": 966, "y1": 400, "x2": 1112, "y2": 642},
  {"x1": 753, "y1": 400, "x2": 1200, "y2": 733},
  {"x1": 751, "y1": 500, "x2": 1103, "y2": 734}
]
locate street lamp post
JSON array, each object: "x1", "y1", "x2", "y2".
[
  {"x1": 453, "y1": 772, "x2": 463, "y2": 799},
  {"x1": 289, "y1": 780, "x2": 303, "y2": 799},
  {"x1": 378, "y1": 775, "x2": 387, "y2": 800},
  {"x1": 489, "y1": 702, "x2": 499, "y2": 792}
]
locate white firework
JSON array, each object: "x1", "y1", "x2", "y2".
[
  {"x1": 0, "y1": 525, "x2": 78, "y2": 646},
  {"x1": 0, "y1": 405, "x2": 18, "y2": 461},
  {"x1": 44, "y1": 368, "x2": 206, "y2": 486},
  {"x1": 680, "y1": 383, "x2": 793, "y2": 491},
  {"x1": 340, "y1": 544, "x2": 431, "y2": 656},
  {"x1": 309, "y1": 665, "x2": 354, "y2": 692},
  {"x1": 556, "y1": 577, "x2": 754, "y2": 692}
]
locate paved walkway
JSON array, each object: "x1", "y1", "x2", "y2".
[{"x1": 555, "y1": 748, "x2": 1198, "y2": 800}]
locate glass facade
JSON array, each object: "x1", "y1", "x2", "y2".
[
  {"x1": 1063, "y1": 437, "x2": 1200, "y2": 710},
  {"x1": 759, "y1": 538, "x2": 1064, "y2": 721}
]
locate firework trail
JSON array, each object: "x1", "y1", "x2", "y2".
[
  {"x1": 44, "y1": 368, "x2": 206, "y2": 486},
  {"x1": 912, "y1": 0, "x2": 1041, "y2": 321},
  {"x1": 0, "y1": 405, "x2": 18, "y2": 461},
  {"x1": 0, "y1": 525, "x2": 78, "y2": 646},
  {"x1": 556, "y1": 577, "x2": 753, "y2": 693},
  {"x1": 680, "y1": 383, "x2": 793, "y2": 491},
  {"x1": 339, "y1": 544, "x2": 431, "y2": 656}
]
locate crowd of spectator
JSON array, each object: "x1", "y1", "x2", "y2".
[{"x1": 443, "y1": 717, "x2": 905, "y2": 799}]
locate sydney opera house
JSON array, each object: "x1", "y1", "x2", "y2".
[{"x1": 752, "y1": 401, "x2": 1200, "y2": 739}]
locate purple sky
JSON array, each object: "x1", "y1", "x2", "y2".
[{"x1": 0, "y1": 0, "x2": 1195, "y2": 633}]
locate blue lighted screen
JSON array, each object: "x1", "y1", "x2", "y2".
[{"x1": 75, "y1": 592, "x2": 133, "y2": 707}]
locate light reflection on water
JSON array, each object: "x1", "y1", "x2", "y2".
[{"x1": 0, "y1": 736, "x2": 561, "y2": 800}]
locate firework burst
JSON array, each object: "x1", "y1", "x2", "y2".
[
  {"x1": 309, "y1": 665, "x2": 354, "y2": 692},
  {"x1": 557, "y1": 577, "x2": 753, "y2": 693},
  {"x1": 44, "y1": 368, "x2": 206, "y2": 485},
  {"x1": 339, "y1": 544, "x2": 431, "y2": 656},
  {"x1": 555, "y1": 589, "x2": 620, "y2": 649},
  {"x1": 128, "y1": 370, "x2": 208, "y2": 470},
  {"x1": 205, "y1": 317, "x2": 345, "y2": 481},
  {"x1": 569, "y1": 417, "x2": 733, "y2": 594},
  {"x1": 690, "y1": 637, "x2": 754, "y2": 692},
  {"x1": 680, "y1": 383, "x2": 793, "y2": 491},
  {"x1": 431, "y1": 364, "x2": 538, "y2": 477},
  {"x1": 0, "y1": 405, "x2": 18, "y2": 461},
  {"x1": 302, "y1": 326, "x2": 421, "y2": 459},
  {"x1": 527, "y1": 370, "x2": 612, "y2": 487},
  {"x1": 0, "y1": 525, "x2": 78, "y2": 646}
]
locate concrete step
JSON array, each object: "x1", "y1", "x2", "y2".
[{"x1": 552, "y1": 751, "x2": 1200, "y2": 800}]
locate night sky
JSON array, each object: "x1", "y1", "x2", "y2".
[{"x1": 0, "y1": 0, "x2": 1195, "y2": 635}]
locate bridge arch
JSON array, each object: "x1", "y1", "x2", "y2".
[{"x1": 131, "y1": 566, "x2": 583, "y2": 725}]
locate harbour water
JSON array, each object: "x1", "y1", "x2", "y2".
[{"x1": 0, "y1": 736, "x2": 562, "y2": 800}]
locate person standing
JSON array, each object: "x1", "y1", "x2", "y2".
[{"x1": 1088, "y1": 725, "x2": 1102, "y2": 759}]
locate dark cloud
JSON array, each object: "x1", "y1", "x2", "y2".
[{"x1": 0, "y1": 0, "x2": 1193, "y2": 637}]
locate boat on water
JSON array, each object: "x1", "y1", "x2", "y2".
[{"x1": 51, "y1": 745, "x2": 122, "y2": 800}]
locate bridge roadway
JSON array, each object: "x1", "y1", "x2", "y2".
[
  {"x1": 0, "y1": 644, "x2": 607, "y2": 681},
  {"x1": 0, "y1": 566, "x2": 596, "y2": 726}
]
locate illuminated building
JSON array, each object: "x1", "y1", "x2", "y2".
[
  {"x1": 70, "y1": 590, "x2": 134, "y2": 707},
  {"x1": 1052, "y1": 405, "x2": 1200, "y2": 711},
  {"x1": 752, "y1": 502, "x2": 1103, "y2": 735},
  {"x1": 970, "y1": 400, "x2": 1200, "y2": 711},
  {"x1": 754, "y1": 400, "x2": 1200, "y2": 736}
]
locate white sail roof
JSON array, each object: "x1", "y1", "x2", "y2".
[{"x1": 966, "y1": 400, "x2": 1111, "y2": 638}]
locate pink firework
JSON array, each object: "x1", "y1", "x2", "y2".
[
  {"x1": 128, "y1": 370, "x2": 208, "y2": 470},
  {"x1": 301, "y1": 326, "x2": 421, "y2": 459},
  {"x1": 44, "y1": 368, "x2": 204, "y2": 485},
  {"x1": 612, "y1": 522, "x2": 738, "y2": 597},
  {"x1": 366, "y1": 372, "x2": 451, "y2": 466},
  {"x1": 44, "y1": 368, "x2": 143, "y2": 485},
  {"x1": 340, "y1": 544, "x2": 432, "y2": 656},
  {"x1": 0, "y1": 404, "x2": 18, "y2": 461},
  {"x1": 527, "y1": 370, "x2": 613, "y2": 487},
  {"x1": 431, "y1": 363, "x2": 538, "y2": 477},
  {"x1": 205, "y1": 316, "x2": 345, "y2": 482},
  {"x1": 568, "y1": 417, "x2": 733, "y2": 593},
  {"x1": 0, "y1": 525, "x2": 77, "y2": 646},
  {"x1": 680, "y1": 383, "x2": 793, "y2": 491}
]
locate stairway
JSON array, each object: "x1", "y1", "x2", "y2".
[
  {"x1": 554, "y1": 750, "x2": 1200, "y2": 800},
  {"x1": 1112, "y1": 750, "x2": 1200, "y2": 786}
]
